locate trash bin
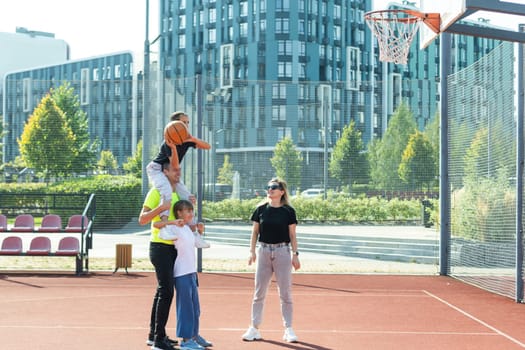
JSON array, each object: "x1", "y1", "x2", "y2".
[
  {"x1": 421, "y1": 199, "x2": 433, "y2": 228},
  {"x1": 114, "y1": 243, "x2": 132, "y2": 273}
]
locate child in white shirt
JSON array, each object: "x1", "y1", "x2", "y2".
[{"x1": 158, "y1": 199, "x2": 213, "y2": 349}]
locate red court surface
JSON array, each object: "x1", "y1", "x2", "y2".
[{"x1": 1, "y1": 272, "x2": 525, "y2": 350}]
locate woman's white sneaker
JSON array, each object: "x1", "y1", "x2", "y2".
[
  {"x1": 283, "y1": 327, "x2": 298, "y2": 343},
  {"x1": 242, "y1": 326, "x2": 262, "y2": 341}
]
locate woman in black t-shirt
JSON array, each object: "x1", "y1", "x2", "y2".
[{"x1": 241, "y1": 177, "x2": 301, "y2": 343}]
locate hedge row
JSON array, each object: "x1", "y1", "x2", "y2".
[{"x1": 1, "y1": 178, "x2": 428, "y2": 228}]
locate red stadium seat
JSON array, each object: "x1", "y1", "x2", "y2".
[
  {"x1": 38, "y1": 214, "x2": 62, "y2": 232},
  {"x1": 0, "y1": 236, "x2": 23, "y2": 255},
  {"x1": 11, "y1": 214, "x2": 35, "y2": 232},
  {"x1": 55, "y1": 237, "x2": 80, "y2": 256},
  {"x1": 26, "y1": 236, "x2": 51, "y2": 256},
  {"x1": 65, "y1": 215, "x2": 90, "y2": 233}
]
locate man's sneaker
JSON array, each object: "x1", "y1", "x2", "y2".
[
  {"x1": 194, "y1": 334, "x2": 213, "y2": 347},
  {"x1": 159, "y1": 227, "x2": 178, "y2": 241},
  {"x1": 194, "y1": 233, "x2": 210, "y2": 249},
  {"x1": 146, "y1": 336, "x2": 177, "y2": 346},
  {"x1": 242, "y1": 326, "x2": 262, "y2": 341},
  {"x1": 151, "y1": 336, "x2": 177, "y2": 350},
  {"x1": 180, "y1": 338, "x2": 205, "y2": 350},
  {"x1": 283, "y1": 327, "x2": 298, "y2": 343}
]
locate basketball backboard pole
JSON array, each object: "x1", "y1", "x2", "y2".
[
  {"x1": 439, "y1": 32, "x2": 452, "y2": 276},
  {"x1": 515, "y1": 24, "x2": 525, "y2": 303}
]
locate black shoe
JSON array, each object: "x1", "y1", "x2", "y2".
[
  {"x1": 151, "y1": 336, "x2": 178, "y2": 350},
  {"x1": 147, "y1": 336, "x2": 178, "y2": 346}
]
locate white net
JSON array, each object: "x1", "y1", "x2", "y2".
[
  {"x1": 448, "y1": 41, "x2": 517, "y2": 298},
  {"x1": 365, "y1": 10, "x2": 422, "y2": 65}
]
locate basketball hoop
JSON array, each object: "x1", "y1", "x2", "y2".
[{"x1": 365, "y1": 10, "x2": 440, "y2": 65}]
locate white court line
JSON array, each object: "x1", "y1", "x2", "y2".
[
  {"x1": 0, "y1": 325, "x2": 497, "y2": 337},
  {"x1": 424, "y1": 290, "x2": 525, "y2": 348}
]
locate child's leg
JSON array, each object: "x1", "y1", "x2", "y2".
[
  {"x1": 146, "y1": 162, "x2": 172, "y2": 218},
  {"x1": 175, "y1": 180, "x2": 191, "y2": 200}
]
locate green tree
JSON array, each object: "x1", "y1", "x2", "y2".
[
  {"x1": 270, "y1": 136, "x2": 302, "y2": 190},
  {"x1": 369, "y1": 102, "x2": 417, "y2": 190},
  {"x1": 123, "y1": 139, "x2": 143, "y2": 178},
  {"x1": 424, "y1": 111, "x2": 440, "y2": 180},
  {"x1": 50, "y1": 83, "x2": 99, "y2": 174},
  {"x1": 217, "y1": 154, "x2": 234, "y2": 184},
  {"x1": 18, "y1": 95, "x2": 76, "y2": 179},
  {"x1": 329, "y1": 120, "x2": 367, "y2": 186},
  {"x1": 97, "y1": 150, "x2": 118, "y2": 174},
  {"x1": 398, "y1": 131, "x2": 436, "y2": 190}
]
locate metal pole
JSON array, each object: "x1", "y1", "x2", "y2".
[
  {"x1": 196, "y1": 75, "x2": 203, "y2": 272},
  {"x1": 516, "y1": 24, "x2": 525, "y2": 303},
  {"x1": 141, "y1": 0, "x2": 150, "y2": 199},
  {"x1": 439, "y1": 33, "x2": 451, "y2": 276}
]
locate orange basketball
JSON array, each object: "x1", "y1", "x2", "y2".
[{"x1": 164, "y1": 121, "x2": 190, "y2": 145}]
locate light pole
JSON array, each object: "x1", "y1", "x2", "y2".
[
  {"x1": 211, "y1": 129, "x2": 224, "y2": 201},
  {"x1": 141, "y1": 0, "x2": 151, "y2": 198},
  {"x1": 319, "y1": 84, "x2": 331, "y2": 199}
]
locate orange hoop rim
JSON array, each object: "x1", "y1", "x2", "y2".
[{"x1": 365, "y1": 9, "x2": 441, "y2": 34}]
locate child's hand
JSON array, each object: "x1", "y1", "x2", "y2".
[
  {"x1": 196, "y1": 222, "x2": 205, "y2": 234},
  {"x1": 174, "y1": 219, "x2": 185, "y2": 227}
]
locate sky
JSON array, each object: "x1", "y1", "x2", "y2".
[
  {"x1": 0, "y1": 0, "x2": 524, "y2": 60},
  {"x1": 0, "y1": 0, "x2": 159, "y2": 59}
]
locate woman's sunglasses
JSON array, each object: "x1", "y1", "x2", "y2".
[{"x1": 266, "y1": 184, "x2": 282, "y2": 190}]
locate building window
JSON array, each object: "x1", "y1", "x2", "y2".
[
  {"x1": 335, "y1": 4, "x2": 341, "y2": 18},
  {"x1": 272, "y1": 83, "x2": 286, "y2": 99},
  {"x1": 278, "y1": 62, "x2": 292, "y2": 78},
  {"x1": 221, "y1": 44, "x2": 234, "y2": 88},
  {"x1": 334, "y1": 25, "x2": 341, "y2": 41},
  {"x1": 278, "y1": 40, "x2": 292, "y2": 55},
  {"x1": 80, "y1": 68, "x2": 90, "y2": 105},
  {"x1": 272, "y1": 105, "x2": 286, "y2": 121},
  {"x1": 260, "y1": 0, "x2": 266, "y2": 13},
  {"x1": 276, "y1": 0, "x2": 290, "y2": 11},
  {"x1": 22, "y1": 78, "x2": 31, "y2": 112},
  {"x1": 346, "y1": 46, "x2": 361, "y2": 90},
  {"x1": 209, "y1": 28, "x2": 216, "y2": 43},
  {"x1": 299, "y1": 63, "x2": 306, "y2": 78},
  {"x1": 209, "y1": 8, "x2": 216, "y2": 23},
  {"x1": 276, "y1": 18, "x2": 289, "y2": 34},
  {"x1": 179, "y1": 34, "x2": 185, "y2": 48},
  {"x1": 179, "y1": 15, "x2": 186, "y2": 29},
  {"x1": 240, "y1": 1, "x2": 248, "y2": 16},
  {"x1": 240, "y1": 23, "x2": 248, "y2": 38},
  {"x1": 260, "y1": 19, "x2": 266, "y2": 33}
]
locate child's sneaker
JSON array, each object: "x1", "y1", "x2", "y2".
[
  {"x1": 194, "y1": 232, "x2": 210, "y2": 249},
  {"x1": 159, "y1": 227, "x2": 178, "y2": 241},
  {"x1": 194, "y1": 334, "x2": 212, "y2": 347},
  {"x1": 179, "y1": 338, "x2": 204, "y2": 350}
]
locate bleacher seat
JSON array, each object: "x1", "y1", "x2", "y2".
[
  {"x1": 55, "y1": 237, "x2": 80, "y2": 256},
  {"x1": 26, "y1": 236, "x2": 51, "y2": 256},
  {"x1": 65, "y1": 215, "x2": 89, "y2": 232},
  {"x1": 38, "y1": 214, "x2": 62, "y2": 232},
  {"x1": 0, "y1": 236, "x2": 23, "y2": 255},
  {"x1": 11, "y1": 214, "x2": 35, "y2": 232},
  {"x1": 0, "y1": 214, "x2": 7, "y2": 232}
]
